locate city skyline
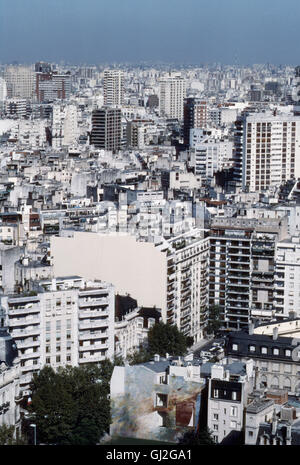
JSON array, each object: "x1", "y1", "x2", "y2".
[{"x1": 1, "y1": 0, "x2": 300, "y2": 66}]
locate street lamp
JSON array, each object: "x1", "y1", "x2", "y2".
[{"x1": 30, "y1": 424, "x2": 36, "y2": 445}]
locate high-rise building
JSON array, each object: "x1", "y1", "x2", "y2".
[
  {"x1": 209, "y1": 216, "x2": 288, "y2": 330},
  {"x1": 90, "y1": 107, "x2": 122, "y2": 152},
  {"x1": 103, "y1": 70, "x2": 124, "y2": 106},
  {"x1": 159, "y1": 72, "x2": 186, "y2": 120},
  {"x1": 2, "y1": 276, "x2": 115, "y2": 390},
  {"x1": 183, "y1": 98, "x2": 208, "y2": 145},
  {"x1": 239, "y1": 112, "x2": 300, "y2": 192},
  {"x1": 4, "y1": 66, "x2": 35, "y2": 99},
  {"x1": 36, "y1": 71, "x2": 71, "y2": 103}
]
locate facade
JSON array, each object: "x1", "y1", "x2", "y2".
[
  {"x1": 51, "y1": 229, "x2": 210, "y2": 341},
  {"x1": 4, "y1": 66, "x2": 35, "y2": 99},
  {"x1": 159, "y1": 73, "x2": 186, "y2": 120},
  {"x1": 209, "y1": 216, "x2": 288, "y2": 330},
  {"x1": 241, "y1": 113, "x2": 300, "y2": 192},
  {"x1": 207, "y1": 360, "x2": 255, "y2": 444},
  {"x1": 1, "y1": 276, "x2": 115, "y2": 391},
  {"x1": 110, "y1": 357, "x2": 205, "y2": 443},
  {"x1": 0, "y1": 329, "x2": 21, "y2": 435},
  {"x1": 36, "y1": 72, "x2": 71, "y2": 102},
  {"x1": 225, "y1": 329, "x2": 300, "y2": 396},
  {"x1": 90, "y1": 107, "x2": 122, "y2": 152},
  {"x1": 183, "y1": 98, "x2": 208, "y2": 146},
  {"x1": 103, "y1": 70, "x2": 124, "y2": 106},
  {"x1": 115, "y1": 306, "x2": 161, "y2": 359},
  {"x1": 275, "y1": 236, "x2": 300, "y2": 317}
]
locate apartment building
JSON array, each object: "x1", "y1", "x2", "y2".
[
  {"x1": 159, "y1": 73, "x2": 186, "y2": 120},
  {"x1": 51, "y1": 229, "x2": 209, "y2": 341},
  {"x1": 4, "y1": 66, "x2": 35, "y2": 99},
  {"x1": 115, "y1": 306, "x2": 161, "y2": 359},
  {"x1": 240, "y1": 112, "x2": 300, "y2": 192},
  {"x1": 1, "y1": 276, "x2": 115, "y2": 391},
  {"x1": 90, "y1": 107, "x2": 122, "y2": 152},
  {"x1": 183, "y1": 98, "x2": 208, "y2": 146},
  {"x1": 103, "y1": 70, "x2": 124, "y2": 106},
  {"x1": 274, "y1": 236, "x2": 300, "y2": 317},
  {"x1": 0, "y1": 329, "x2": 21, "y2": 433},
  {"x1": 209, "y1": 216, "x2": 288, "y2": 330},
  {"x1": 225, "y1": 329, "x2": 300, "y2": 396},
  {"x1": 207, "y1": 360, "x2": 255, "y2": 444}
]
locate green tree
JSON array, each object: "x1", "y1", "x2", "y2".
[
  {"x1": 0, "y1": 424, "x2": 27, "y2": 445},
  {"x1": 205, "y1": 305, "x2": 223, "y2": 336},
  {"x1": 147, "y1": 322, "x2": 193, "y2": 357},
  {"x1": 26, "y1": 362, "x2": 114, "y2": 445},
  {"x1": 178, "y1": 426, "x2": 216, "y2": 446},
  {"x1": 127, "y1": 346, "x2": 152, "y2": 365}
]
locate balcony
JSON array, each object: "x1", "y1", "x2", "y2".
[
  {"x1": 11, "y1": 327, "x2": 40, "y2": 337},
  {"x1": 79, "y1": 331, "x2": 108, "y2": 340},
  {"x1": 78, "y1": 320, "x2": 109, "y2": 330},
  {"x1": 78, "y1": 298, "x2": 109, "y2": 308},
  {"x1": 79, "y1": 309, "x2": 109, "y2": 319},
  {"x1": 9, "y1": 316, "x2": 40, "y2": 327}
]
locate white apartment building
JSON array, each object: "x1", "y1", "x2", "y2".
[
  {"x1": 103, "y1": 70, "x2": 124, "y2": 106},
  {"x1": 51, "y1": 229, "x2": 209, "y2": 341},
  {"x1": 190, "y1": 139, "x2": 234, "y2": 179},
  {"x1": 207, "y1": 360, "x2": 254, "y2": 444},
  {"x1": 0, "y1": 330, "x2": 21, "y2": 433},
  {"x1": 159, "y1": 73, "x2": 186, "y2": 120},
  {"x1": 242, "y1": 113, "x2": 300, "y2": 192},
  {"x1": 4, "y1": 66, "x2": 35, "y2": 99},
  {"x1": 2, "y1": 276, "x2": 115, "y2": 392},
  {"x1": 115, "y1": 307, "x2": 160, "y2": 359},
  {"x1": 63, "y1": 104, "x2": 78, "y2": 146},
  {"x1": 275, "y1": 236, "x2": 300, "y2": 317}
]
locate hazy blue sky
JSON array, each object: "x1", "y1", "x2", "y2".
[{"x1": 0, "y1": 0, "x2": 299, "y2": 65}]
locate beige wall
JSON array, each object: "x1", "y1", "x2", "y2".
[{"x1": 51, "y1": 232, "x2": 167, "y2": 319}]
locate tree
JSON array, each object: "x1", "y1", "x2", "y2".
[
  {"x1": 0, "y1": 424, "x2": 27, "y2": 445},
  {"x1": 147, "y1": 322, "x2": 193, "y2": 357},
  {"x1": 205, "y1": 305, "x2": 223, "y2": 336},
  {"x1": 178, "y1": 426, "x2": 216, "y2": 446},
  {"x1": 26, "y1": 363, "x2": 114, "y2": 445},
  {"x1": 127, "y1": 346, "x2": 152, "y2": 365}
]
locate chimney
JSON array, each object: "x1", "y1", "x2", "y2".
[
  {"x1": 273, "y1": 327, "x2": 278, "y2": 341},
  {"x1": 166, "y1": 353, "x2": 169, "y2": 359},
  {"x1": 154, "y1": 354, "x2": 160, "y2": 362},
  {"x1": 249, "y1": 322, "x2": 254, "y2": 335}
]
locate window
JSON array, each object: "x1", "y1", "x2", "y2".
[
  {"x1": 232, "y1": 391, "x2": 237, "y2": 401},
  {"x1": 46, "y1": 357, "x2": 50, "y2": 364},
  {"x1": 230, "y1": 406, "x2": 237, "y2": 417},
  {"x1": 273, "y1": 348, "x2": 279, "y2": 356},
  {"x1": 213, "y1": 389, "x2": 219, "y2": 398},
  {"x1": 285, "y1": 350, "x2": 291, "y2": 357},
  {"x1": 261, "y1": 347, "x2": 267, "y2": 355},
  {"x1": 158, "y1": 374, "x2": 167, "y2": 385},
  {"x1": 232, "y1": 344, "x2": 238, "y2": 351},
  {"x1": 156, "y1": 393, "x2": 168, "y2": 408},
  {"x1": 284, "y1": 364, "x2": 291, "y2": 373},
  {"x1": 249, "y1": 345, "x2": 255, "y2": 352},
  {"x1": 213, "y1": 413, "x2": 219, "y2": 420},
  {"x1": 248, "y1": 431, "x2": 253, "y2": 437},
  {"x1": 213, "y1": 424, "x2": 218, "y2": 431},
  {"x1": 56, "y1": 355, "x2": 61, "y2": 363},
  {"x1": 46, "y1": 345, "x2": 50, "y2": 353},
  {"x1": 273, "y1": 363, "x2": 279, "y2": 372},
  {"x1": 67, "y1": 355, "x2": 71, "y2": 362},
  {"x1": 230, "y1": 421, "x2": 237, "y2": 429}
]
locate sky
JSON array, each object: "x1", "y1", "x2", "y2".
[{"x1": 0, "y1": 0, "x2": 299, "y2": 66}]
